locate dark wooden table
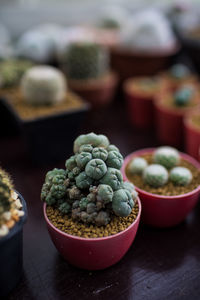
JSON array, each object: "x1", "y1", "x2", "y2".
[{"x1": 1, "y1": 99, "x2": 200, "y2": 300}]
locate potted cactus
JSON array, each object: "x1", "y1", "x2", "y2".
[
  {"x1": 155, "y1": 83, "x2": 200, "y2": 147},
  {"x1": 184, "y1": 111, "x2": 200, "y2": 160},
  {"x1": 123, "y1": 76, "x2": 160, "y2": 129},
  {"x1": 1, "y1": 65, "x2": 89, "y2": 163},
  {"x1": 42, "y1": 133, "x2": 141, "y2": 270},
  {"x1": 59, "y1": 41, "x2": 118, "y2": 108},
  {"x1": 159, "y1": 64, "x2": 197, "y2": 91},
  {"x1": 111, "y1": 10, "x2": 179, "y2": 82},
  {"x1": 122, "y1": 146, "x2": 200, "y2": 228},
  {"x1": 0, "y1": 59, "x2": 33, "y2": 135},
  {"x1": 0, "y1": 168, "x2": 27, "y2": 298}
]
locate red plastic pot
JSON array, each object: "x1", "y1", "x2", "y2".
[
  {"x1": 184, "y1": 112, "x2": 200, "y2": 160},
  {"x1": 154, "y1": 95, "x2": 200, "y2": 147},
  {"x1": 122, "y1": 148, "x2": 200, "y2": 228},
  {"x1": 123, "y1": 78, "x2": 156, "y2": 129},
  {"x1": 43, "y1": 198, "x2": 141, "y2": 270},
  {"x1": 111, "y1": 44, "x2": 180, "y2": 82},
  {"x1": 68, "y1": 72, "x2": 118, "y2": 109}
]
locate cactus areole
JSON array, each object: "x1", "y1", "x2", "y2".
[{"x1": 41, "y1": 133, "x2": 137, "y2": 226}]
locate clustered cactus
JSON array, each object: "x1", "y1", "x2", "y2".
[
  {"x1": 41, "y1": 133, "x2": 137, "y2": 226},
  {"x1": 169, "y1": 64, "x2": 190, "y2": 80},
  {"x1": 174, "y1": 86, "x2": 194, "y2": 107},
  {"x1": 0, "y1": 168, "x2": 24, "y2": 237},
  {"x1": 0, "y1": 59, "x2": 33, "y2": 88},
  {"x1": 21, "y1": 65, "x2": 67, "y2": 105},
  {"x1": 64, "y1": 42, "x2": 109, "y2": 80},
  {"x1": 129, "y1": 146, "x2": 193, "y2": 188}
]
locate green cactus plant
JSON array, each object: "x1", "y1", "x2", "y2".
[
  {"x1": 169, "y1": 64, "x2": 190, "y2": 80},
  {"x1": 41, "y1": 132, "x2": 137, "y2": 226},
  {"x1": 174, "y1": 86, "x2": 194, "y2": 106},
  {"x1": 64, "y1": 42, "x2": 109, "y2": 80},
  {"x1": 0, "y1": 59, "x2": 33, "y2": 88},
  {"x1": 128, "y1": 157, "x2": 148, "y2": 175},
  {"x1": 143, "y1": 164, "x2": 168, "y2": 187},
  {"x1": 21, "y1": 65, "x2": 67, "y2": 105},
  {"x1": 0, "y1": 169, "x2": 13, "y2": 223},
  {"x1": 169, "y1": 167, "x2": 192, "y2": 186},
  {"x1": 153, "y1": 146, "x2": 180, "y2": 169}
]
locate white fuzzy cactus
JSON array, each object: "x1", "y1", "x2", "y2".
[
  {"x1": 153, "y1": 146, "x2": 180, "y2": 169},
  {"x1": 143, "y1": 164, "x2": 168, "y2": 187},
  {"x1": 169, "y1": 167, "x2": 192, "y2": 186},
  {"x1": 128, "y1": 157, "x2": 148, "y2": 175},
  {"x1": 21, "y1": 65, "x2": 67, "y2": 106}
]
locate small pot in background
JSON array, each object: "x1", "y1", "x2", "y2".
[
  {"x1": 184, "y1": 111, "x2": 200, "y2": 160},
  {"x1": 68, "y1": 72, "x2": 118, "y2": 109},
  {"x1": 154, "y1": 87, "x2": 200, "y2": 147},
  {"x1": 123, "y1": 76, "x2": 160, "y2": 129},
  {"x1": 111, "y1": 44, "x2": 180, "y2": 83}
]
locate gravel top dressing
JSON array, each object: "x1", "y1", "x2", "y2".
[
  {"x1": 46, "y1": 202, "x2": 139, "y2": 239},
  {"x1": 1, "y1": 88, "x2": 84, "y2": 120},
  {"x1": 126, "y1": 154, "x2": 200, "y2": 196}
]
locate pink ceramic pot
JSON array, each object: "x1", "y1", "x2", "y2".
[
  {"x1": 123, "y1": 78, "x2": 156, "y2": 129},
  {"x1": 184, "y1": 112, "x2": 200, "y2": 160},
  {"x1": 122, "y1": 148, "x2": 200, "y2": 228},
  {"x1": 43, "y1": 198, "x2": 141, "y2": 270}
]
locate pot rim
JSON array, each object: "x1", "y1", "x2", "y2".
[
  {"x1": 43, "y1": 196, "x2": 141, "y2": 242},
  {"x1": 68, "y1": 71, "x2": 118, "y2": 91},
  {"x1": 0, "y1": 191, "x2": 27, "y2": 244},
  {"x1": 122, "y1": 148, "x2": 200, "y2": 200}
]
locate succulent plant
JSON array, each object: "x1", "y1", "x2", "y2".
[
  {"x1": 169, "y1": 167, "x2": 192, "y2": 186},
  {"x1": 128, "y1": 157, "x2": 148, "y2": 175},
  {"x1": 41, "y1": 133, "x2": 137, "y2": 226},
  {"x1": 169, "y1": 64, "x2": 190, "y2": 79},
  {"x1": 143, "y1": 164, "x2": 168, "y2": 187},
  {"x1": 153, "y1": 146, "x2": 180, "y2": 169},
  {"x1": 21, "y1": 65, "x2": 67, "y2": 106},
  {"x1": 174, "y1": 86, "x2": 194, "y2": 106},
  {"x1": 0, "y1": 169, "x2": 13, "y2": 223},
  {"x1": 0, "y1": 59, "x2": 33, "y2": 88},
  {"x1": 63, "y1": 42, "x2": 109, "y2": 80}
]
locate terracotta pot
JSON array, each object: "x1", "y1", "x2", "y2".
[
  {"x1": 43, "y1": 198, "x2": 141, "y2": 270},
  {"x1": 122, "y1": 148, "x2": 200, "y2": 228},
  {"x1": 0, "y1": 192, "x2": 27, "y2": 298},
  {"x1": 68, "y1": 72, "x2": 118, "y2": 109},
  {"x1": 111, "y1": 44, "x2": 180, "y2": 82},
  {"x1": 123, "y1": 77, "x2": 158, "y2": 129},
  {"x1": 154, "y1": 91, "x2": 200, "y2": 147},
  {"x1": 184, "y1": 111, "x2": 200, "y2": 160}
]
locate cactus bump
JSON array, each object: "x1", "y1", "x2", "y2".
[
  {"x1": 153, "y1": 146, "x2": 180, "y2": 169},
  {"x1": 169, "y1": 167, "x2": 192, "y2": 186},
  {"x1": 41, "y1": 133, "x2": 137, "y2": 226},
  {"x1": 21, "y1": 65, "x2": 67, "y2": 105},
  {"x1": 128, "y1": 157, "x2": 148, "y2": 175},
  {"x1": 143, "y1": 164, "x2": 168, "y2": 187}
]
